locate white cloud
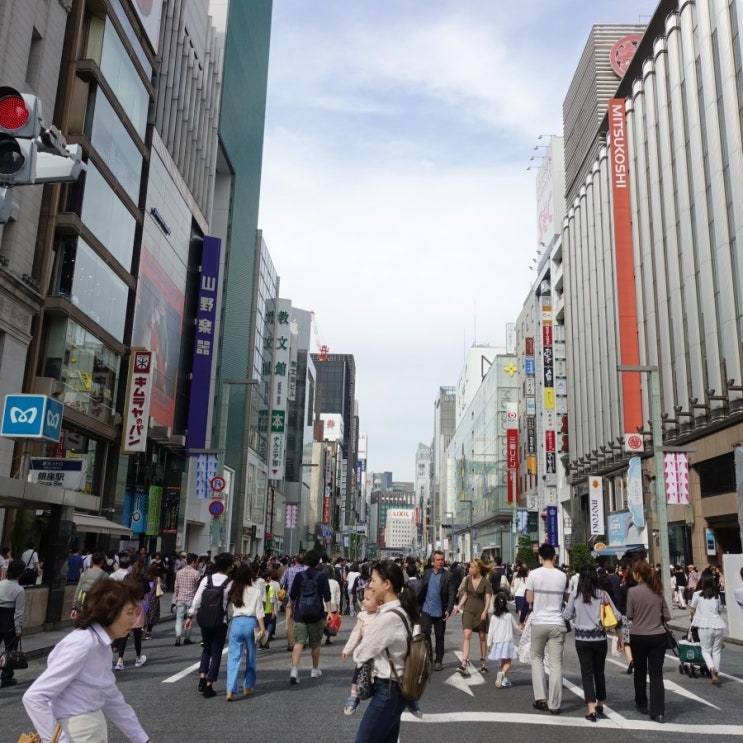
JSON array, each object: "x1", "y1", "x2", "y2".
[{"x1": 260, "y1": 0, "x2": 658, "y2": 479}]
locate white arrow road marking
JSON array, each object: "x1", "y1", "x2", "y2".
[
  {"x1": 162, "y1": 647, "x2": 228, "y2": 683},
  {"x1": 443, "y1": 652, "x2": 487, "y2": 696},
  {"x1": 400, "y1": 711, "x2": 743, "y2": 734}
]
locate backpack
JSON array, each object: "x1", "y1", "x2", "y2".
[
  {"x1": 385, "y1": 608, "x2": 430, "y2": 702},
  {"x1": 73, "y1": 569, "x2": 107, "y2": 612},
  {"x1": 196, "y1": 575, "x2": 229, "y2": 628},
  {"x1": 296, "y1": 570, "x2": 325, "y2": 621}
]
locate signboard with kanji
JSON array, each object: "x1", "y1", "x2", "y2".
[{"x1": 121, "y1": 349, "x2": 153, "y2": 454}]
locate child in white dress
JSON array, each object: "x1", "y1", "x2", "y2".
[{"x1": 487, "y1": 592, "x2": 520, "y2": 687}]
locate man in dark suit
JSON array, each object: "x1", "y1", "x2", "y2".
[{"x1": 417, "y1": 550, "x2": 455, "y2": 671}]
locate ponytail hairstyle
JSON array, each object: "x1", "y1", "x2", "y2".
[
  {"x1": 372, "y1": 559, "x2": 420, "y2": 624},
  {"x1": 632, "y1": 560, "x2": 663, "y2": 596},
  {"x1": 492, "y1": 592, "x2": 508, "y2": 617}
]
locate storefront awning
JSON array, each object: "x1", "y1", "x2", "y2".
[{"x1": 73, "y1": 513, "x2": 132, "y2": 537}]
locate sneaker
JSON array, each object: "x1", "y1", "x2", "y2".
[
  {"x1": 134, "y1": 655, "x2": 147, "y2": 668},
  {"x1": 289, "y1": 667, "x2": 299, "y2": 685},
  {"x1": 407, "y1": 703, "x2": 423, "y2": 719},
  {"x1": 344, "y1": 695, "x2": 360, "y2": 715},
  {"x1": 114, "y1": 660, "x2": 124, "y2": 671},
  {"x1": 495, "y1": 671, "x2": 503, "y2": 688},
  {"x1": 310, "y1": 668, "x2": 322, "y2": 678},
  {"x1": 501, "y1": 677, "x2": 512, "y2": 688}
]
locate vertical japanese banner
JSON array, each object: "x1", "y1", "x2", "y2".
[
  {"x1": 120, "y1": 350, "x2": 153, "y2": 455},
  {"x1": 609, "y1": 98, "x2": 643, "y2": 435},
  {"x1": 626, "y1": 456, "x2": 645, "y2": 528},
  {"x1": 664, "y1": 452, "x2": 679, "y2": 504},
  {"x1": 589, "y1": 476, "x2": 604, "y2": 535},
  {"x1": 546, "y1": 505, "x2": 559, "y2": 546},
  {"x1": 146, "y1": 485, "x2": 163, "y2": 536},
  {"x1": 162, "y1": 487, "x2": 180, "y2": 534},
  {"x1": 267, "y1": 298, "x2": 292, "y2": 480},
  {"x1": 506, "y1": 402, "x2": 518, "y2": 504},
  {"x1": 186, "y1": 236, "x2": 221, "y2": 450}
]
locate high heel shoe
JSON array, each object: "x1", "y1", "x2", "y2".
[
  {"x1": 479, "y1": 659, "x2": 488, "y2": 673},
  {"x1": 585, "y1": 713, "x2": 597, "y2": 722},
  {"x1": 456, "y1": 660, "x2": 471, "y2": 677}
]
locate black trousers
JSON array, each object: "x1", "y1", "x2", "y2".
[
  {"x1": 0, "y1": 607, "x2": 18, "y2": 681},
  {"x1": 574, "y1": 639, "x2": 607, "y2": 704},
  {"x1": 421, "y1": 612, "x2": 446, "y2": 663},
  {"x1": 630, "y1": 633, "x2": 666, "y2": 716},
  {"x1": 199, "y1": 623, "x2": 228, "y2": 682}
]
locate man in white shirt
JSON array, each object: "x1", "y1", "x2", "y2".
[{"x1": 525, "y1": 543, "x2": 569, "y2": 714}]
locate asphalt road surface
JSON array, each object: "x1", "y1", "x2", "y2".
[{"x1": 4, "y1": 613, "x2": 743, "y2": 742}]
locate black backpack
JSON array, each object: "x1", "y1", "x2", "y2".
[
  {"x1": 296, "y1": 570, "x2": 325, "y2": 621},
  {"x1": 196, "y1": 575, "x2": 229, "y2": 628}
]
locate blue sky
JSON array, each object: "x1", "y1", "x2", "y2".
[{"x1": 257, "y1": 1, "x2": 658, "y2": 482}]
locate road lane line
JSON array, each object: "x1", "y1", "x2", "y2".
[{"x1": 162, "y1": 647, "x2": 227, "y2": 684}]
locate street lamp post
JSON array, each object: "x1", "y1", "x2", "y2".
[
  {"x1": 618, "y1": 365, "x2": 672, "y2": 609},
  {"x1": 218, "y1": 378, "x2": 259, "y2": 554}
]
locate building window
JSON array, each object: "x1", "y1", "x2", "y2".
[
  {"x1": 55, "y1": 236, "x2": 129, "y2": 341},
  {"x1": 43, "y1": 317, "x2": 121, "y2": 426}
]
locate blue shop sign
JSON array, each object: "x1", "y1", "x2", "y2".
[{"x1": 1, "y1": 394, "x2": 64, "y2": 442}]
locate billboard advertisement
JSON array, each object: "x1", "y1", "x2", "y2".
[{"x1": 132, "y1": 248, "x2": 184, "y2": 429}]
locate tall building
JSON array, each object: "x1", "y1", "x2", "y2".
[
  {"x1": 563, "y1": 0, "x2": 743, "y2": 564},
  {"x1": 312, "y1": 353, "x2": 358, "y2": 532},
  {"x1": 430, "y1": 386, "x2": 455, "y2": 550}
]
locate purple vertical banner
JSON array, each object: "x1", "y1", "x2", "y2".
[
  {"x1": 186, "y1": 236, "x2": 221, "y2": 450},
  {"x1": 130, "y1": 486, "x2": 148, "y2": 534},
  {"x1": 546, "y1": 505, "x2": 559, "y2": 546}
]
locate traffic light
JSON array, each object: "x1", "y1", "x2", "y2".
[{"x1": 0, "y1": 87, "x2": 42, "y2": 186}]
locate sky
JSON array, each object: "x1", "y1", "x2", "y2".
[{"x1": 257, "y1": 1, "x2": 658, "y2": 482}]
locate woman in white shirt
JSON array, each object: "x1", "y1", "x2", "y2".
[
  {"x1": 225, "y1": 564, "x2": 265, "y2": 700},
  {"x1": 352, "y1": 560, "x2": 419, "y2": 743},
  {"x1": 690, "y1": 573, "x2": 726, "y2": 685},
  {"x1": 23, "y1": 580, "x2": 151, "y2": 743}
]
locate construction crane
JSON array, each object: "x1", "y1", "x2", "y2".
[{"x1": 310, "y1": 311, "x2": 329, "y2": 361}]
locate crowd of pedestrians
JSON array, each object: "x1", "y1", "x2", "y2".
[{"x1": 1, "y1": 541, "x2": 740, "y2": 741}]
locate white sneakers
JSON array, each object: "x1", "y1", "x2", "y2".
[
  {"x1": 495, "y1": 671, "x2": 503, "y2": 688},
  {"x1": 289, "y1": 667, "x2": 299, "y2": 684},
  {"x1": 114, "y1": 660, "x2": 124, "y2": 671},
  {"x1": 135, "y1": 655, "x2": 147, "y2": 668},
  {"x1": 310, "y1": 668, "x2": 322, "y2": 678}
]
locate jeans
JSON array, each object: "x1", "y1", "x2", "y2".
[
  {"x1": 226, "y1": 616, "x2": 258, "y2": 692},
  {"x1": 421, "y1": 612, "x2": 446, "y2": 663},
  {"x1": 630, "y1": 632, "x2": 666, "y2": 716},
  {"x1": 529, "y1": 623, "x2": 565, "y2": 710},
  {"x1": 175, "y1": 600, "x2": 192, "y2": 640},
  {"x1": 199, "y1": 622, "x2": 228, "y2": 682},
  {"x1": 265, "y1": 612, "x2": 276, "y2": 641},
  {"x1": 574, "y1": 639, "x2": 607, "y2": 704},
  {"x1": 354, "y1": 678, "x2": 407, "y2": 743}
]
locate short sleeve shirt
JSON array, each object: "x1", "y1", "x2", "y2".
[{"x1": 525, "y1": 567, "x2": 568, "y2": 625}]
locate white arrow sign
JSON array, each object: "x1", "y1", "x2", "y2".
[{"x1": 443, "y1": 652, "x2": 487, "y2": 696}]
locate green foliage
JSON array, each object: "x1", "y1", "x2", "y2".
[
  {"x1": 515, "y1": 534, "x2": 538, "y2": 569},
  {"x1": 568, "y1": 542, "x2": 596, "y2": 574}
]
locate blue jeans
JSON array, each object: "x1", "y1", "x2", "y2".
[
  {"x1": 355, "y1": 678, "x2": 407, "y2": 743},
  {"x1": 199, "y1": 622, "x2": 228, "y2": 683},
  {"x1": 226, "y1": 616, "x2": 258, "y2": 692},
  {"x1": 175, "y1": 600, "x2": 192, "y2": 639}
]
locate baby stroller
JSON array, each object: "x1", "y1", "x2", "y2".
[{"x1": 677, "y1": 627, "x2": 709, "y2": 678}]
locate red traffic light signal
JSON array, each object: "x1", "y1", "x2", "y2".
[{"x1": 0, "y1": 87, "x2": 41, "y2": 138}]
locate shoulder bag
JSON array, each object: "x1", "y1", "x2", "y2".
[
  {"x1": 356, "y1": 658, "x2": 374, "y2": 700},
  {"x1": 599, "y1": 592, "x2": 619, "y2": 629},
  {"x1": 662, "y1": 612, "x2": 678, "y2": 656}
]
